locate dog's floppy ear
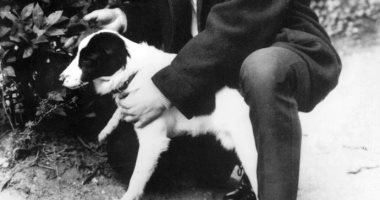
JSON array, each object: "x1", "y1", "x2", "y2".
[{"x1": 79, "y1": 32, "x2": 130, "y2": 81}]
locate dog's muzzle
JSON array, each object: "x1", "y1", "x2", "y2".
[{"x1": 60, "y1": 72, "x2": 88, "y2": 89}]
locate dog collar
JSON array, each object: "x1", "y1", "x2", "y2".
[{"x1": 111, "y1": 72, "x2": 137, "y2": 94}]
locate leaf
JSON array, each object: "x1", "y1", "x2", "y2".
[
  {"x1": 33, "y1": 35, "x2": 48, "y2": 44},
  {"x1": 0, "y1": 5, "x2": 11, "y2": 19},
  {"x1": 3, "y1": 10, "x2": 17, "y2": 23},
  {"x1": 62, "y1": 36, "x2": 77, "y2": 49},
  {"x1": 53, "y1": 108, "x2": 67, "y2": 116},
  {"x1": 23, "y1": 47, "x2": 33, "y2": 58},
  {"x1": 48, "y1": 91, "x2": 64, "y2": 102},
  {"x1": 32, "y1": 3, "x2": 44, "y2": 28},
  {"x1": 0, "y1": 27, "x2": 11, "y2": 37},
  {"x1": 25, "y1": 121, "x2": 35, "y2": 129},
  {"x1": 16, "y1": 31, "x2": 29, "y2": 43},
  {"x1": 46, "y1": 28, "x2": 65, "y2": 36},
  {"x1": 2, "y1": 66, "x2": 16, "y2": 77},
  {"x1": 1, "y1": 49, "x2": 9, "y2": 57},
  {"x1": 9, "y1": 35, "x2": 21, "y2": 42},
  {"x1": 46, "y1": 10, "x2": 63, "y2": 27},
  {"x1": 21, "y1": 3, "x2": 34, "y2": 20},
  {"x1": 56, "y1": 16, "x2": 69, "y2": 24},
  {"x1": 69, "y1": 15, "x2": 80, "y2": 24},
  {"x1": 32, "y1": 25, "x2": 46, "y2": 36},
  {"x1": 6, "y1": 56, "x2": 16, "y2": 63},
  {"x1": 0, "y1": 41, "x2": 14, "y2": 47},
  {"x1": 24, "y1": 21, "x2": 34, "y2": 32}
]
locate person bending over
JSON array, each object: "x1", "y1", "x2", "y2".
[{"x1": 84, "y1": 1, "x2": 341, "y2": 200}]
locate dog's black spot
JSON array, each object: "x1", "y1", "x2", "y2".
[{"x1": 79, "y1": 32, "x2": 130, "y2": 82}]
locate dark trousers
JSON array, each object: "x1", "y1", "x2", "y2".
[{"x1": 239, "y1": 46, "x2": 312, "y2": 200}]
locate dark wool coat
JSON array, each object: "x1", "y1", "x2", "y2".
[{"x1": 123, "y1": 0, "x2": 341, "y2": 118}]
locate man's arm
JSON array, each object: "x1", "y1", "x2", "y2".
[
  {"x1": 152, "y1": 0, "x2": 290, "y2": 118},
  {"x1": 84, "y1": 1, "x2": 161, "y2": 46},
  {"x1": 123, "y1": 1, "x2": 162, "y2": 47}
]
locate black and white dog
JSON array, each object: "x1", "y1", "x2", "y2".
[{"x1": 60, "y1": 30, "x2": 257, "y2": 200}]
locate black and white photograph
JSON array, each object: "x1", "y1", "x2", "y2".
[{"x1": 0, "y1": 0, "x2": 379, "y2": 199}]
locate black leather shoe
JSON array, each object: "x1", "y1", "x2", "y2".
[{"x1": 223, "y1": 171, "x2": 257, "y2": 200}]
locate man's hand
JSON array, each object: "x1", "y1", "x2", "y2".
[
  {"x1": 118, "y1": 79, "x2": 171, "y2": 128},
  {"x1": 84, "y1": 8, "x2": 127, "y2": 33}
]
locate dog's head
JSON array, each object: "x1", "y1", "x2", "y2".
[{"x1": 60, "y1": 31, "x2": 130, "y2": 92}]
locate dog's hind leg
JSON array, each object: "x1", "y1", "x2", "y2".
[
  {"x1": 98, "y1": 107, "x2": 122, "y2": 142},
  {"x1": 230, "y1": 127, "x2": 258, "y2": 194},
  {"x1": 121, "y1": 119, "x2": 170, "y2": 200}
]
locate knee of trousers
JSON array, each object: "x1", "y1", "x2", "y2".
[
  {"x1": 239, "y1": 47, "x2": 311, "y2": 110},
  {"x1": 240, "y1": 47, "x2": 292, "y2": 93}
]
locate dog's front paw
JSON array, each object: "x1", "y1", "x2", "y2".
[
  {"x1": 98, "y1": 130, "x2": 110, "y2": 143},
  {"x1": 120, "y1": 193, "x2": 141, "y2": 200}
]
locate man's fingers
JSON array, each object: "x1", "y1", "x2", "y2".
[
  {"x1": 135, "y1": 121, "x2": 144, "y2": 129},
  {"x1": 117, "y1": 92, "x2": 139, "y2": 109},
  {"x1": 118, "y1": 91, "x2": 130, "y2": 99},
  {"x1": 83, "y1": 10, "x2": 113, "y2": 25},
  {"x1": 117, "y1": 95, "x2": 132, "y2": 109},
  {"x1": 104, "y1": 23, "x2": 121, "y2": 32},
  {"x1": 124, "y1": 115, "x2": 138, "y2": 123},
  {"x1": 135, "y1": 111, "x2": 162, "y2": 128},
  {"x1": 118, "y1": 100, "x2": 132, "y2": 110},
  {"x1": 119, "y1": 87, "x2": 140, "y2": 100},
  {"x1": 135, "y1": 119, "x2": 150, "y2": 129},
  {"x1": 119, "y1": 106, "x2": 133, "y2": 115},
  {"x1": 83, "y1": 10, "x2": 100, "y2": 21},
  {"x1": 83, "y1": 8, "x2": 127, "y2": 33}
]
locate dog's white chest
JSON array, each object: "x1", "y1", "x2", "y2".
[{"x1": 164, "y1": 87, "x2": 250, "y2": 150}]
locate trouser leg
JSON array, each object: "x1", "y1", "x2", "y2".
[{"x1": 239, "y1": 47, "x2": 311, "y2": 200}]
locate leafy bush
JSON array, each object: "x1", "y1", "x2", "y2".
[
  {"x1": 311, "y1": 0, "x2": 380, "y2": 37},
  {"x1": 0, "y1": 0, "x2": 109, "y2": 128}
]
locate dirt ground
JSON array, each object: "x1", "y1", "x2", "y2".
[
  {"x1": 298, "y1": 34, "x2": 380, "y2": 200},
  {"x1": 1, "y1": 31, "x2": 380, "y2": 200}
]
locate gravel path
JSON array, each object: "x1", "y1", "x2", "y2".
[{"x1": 298, "y1": 40, "x2": 380, "y2": 200}]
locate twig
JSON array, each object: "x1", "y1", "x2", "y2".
[
  {"x1": 54, "y1": 146, "x2": 61, "y2": 192},
  {"x1": 0, "y1": 129, "x2": 12, "y2": 140},
  {"x1": 33, "y1": 103, "x2": 60, "y2": 126},
  {"x1": 36, "y1": 164, "x2": 55, "y2": 171},
  {"x1": 76, "y1": 136, "x2": 106, "y2": 157},
  {"x1": 82, "y1": 165, "x2": 101, "y2": 185},
  {"x1": 343, "y1": 145, "x2": 368, "y2": 151},
  {"x1": 77, "y1": 136, "x2": 92, "y2": 150},
  {"x1": 32, "y1": 97, "x2": 77, "y2": 127},
  {"x1": 348, "y1": 165, "x2": 380, "y2": 175},
  {"x1": 56, "y1": 146, "x2": 68, "y2": 155},
  {"x1": 54, "y1": 146, "x2": 59, "y2": 179}
]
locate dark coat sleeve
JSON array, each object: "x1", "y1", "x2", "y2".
[
  {"x1": 151, "y1": 0, "x2": 290, "y2": 118},
  {"x1": 123, "y1": 1, "x2": 162, "y2": 48}
]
